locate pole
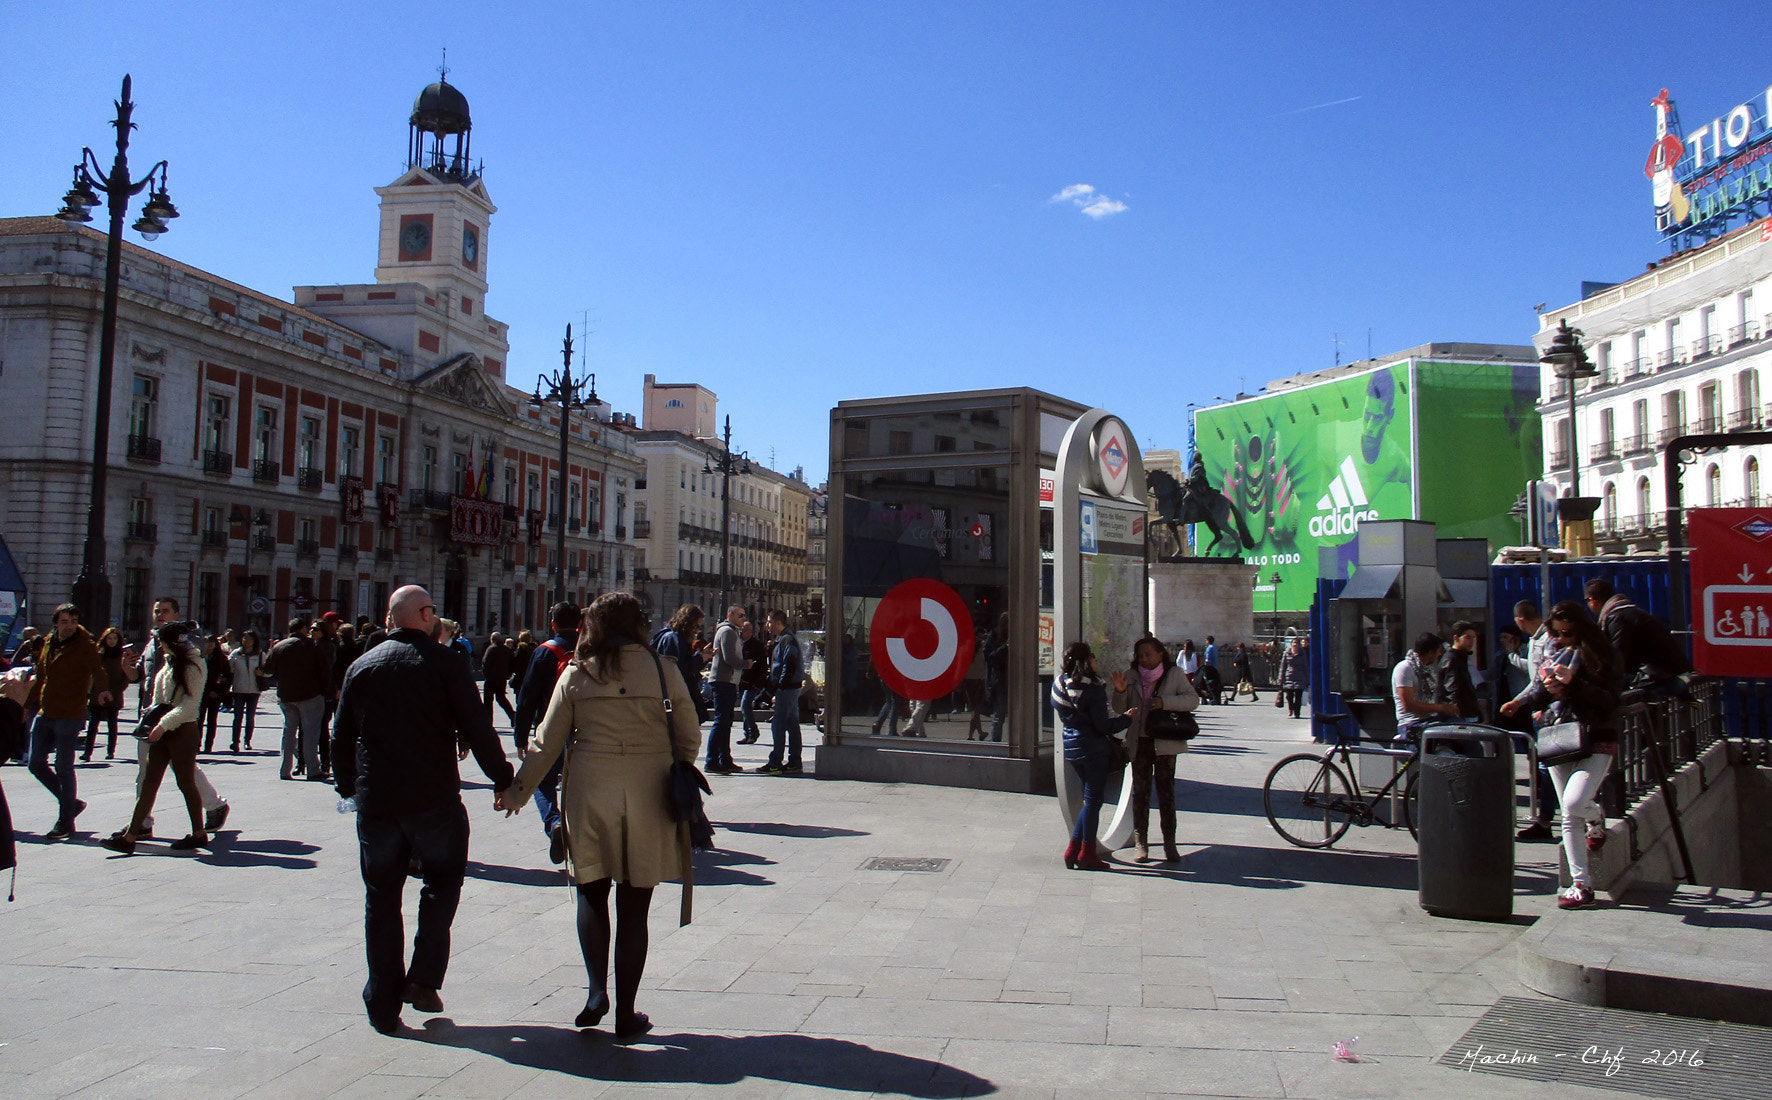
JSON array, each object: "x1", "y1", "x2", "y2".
[
  {"x1": 554, "y1": 325, "x2": 572, "y2": 608},
  {"x1": 70, "y1": 77, "x2": 139, "y2": 629},
  {"x1": 718, "y1": 415, "x2": 732, "y2": 614},
  {"x1": 1566, "y1": 381, "x2": 1580, "y2": 498}
]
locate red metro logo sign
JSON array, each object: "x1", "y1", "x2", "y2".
[
  {"x1": 870, "y1": 578, "x2": 976, "y2": 701},
  {"x1": 1690, "y1": 507, "x2": 1772, "y2": 678}
]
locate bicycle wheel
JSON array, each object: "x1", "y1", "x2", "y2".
[
  {"x1": 1403, "y1": 765, "x2": 1420, "y2": 840},
  {"x1": 1264, "y1": 753, "x2": 1356, "y2": 849}
]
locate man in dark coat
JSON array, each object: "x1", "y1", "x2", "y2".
[
  {"x1": 480, "y1": 631, "x2": 515, "y2": 724},
  {"x1": 333, "y1": 585, "x2": 513, "y2": 1035}
]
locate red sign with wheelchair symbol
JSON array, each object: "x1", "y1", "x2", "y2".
[
  {"x1": 1690, "y1": 507, "x2": 1772, "y2": 678},
  {"x1": 870, "y1": 578, "x2": 976, "y2": 701}
]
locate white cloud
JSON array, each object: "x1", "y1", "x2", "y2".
[{"x1": 1049, "y1": 182, "x2": 1127, "y2": 219}]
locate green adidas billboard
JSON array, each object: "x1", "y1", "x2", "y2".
[{"x1": 1193, "y1": 359, "x2": 1541, "y2": 612}]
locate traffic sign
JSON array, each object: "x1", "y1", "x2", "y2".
[
  {"x1": 869, "y1": 578, "x2": 977, "y2": 701},
  {"x1": 1689, "y1": 507, "x2": 1772, "y2": 677}
]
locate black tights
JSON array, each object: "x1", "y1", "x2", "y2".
[{"x1": 574, "y1": 878, "x2": 654, "y2": 1027}]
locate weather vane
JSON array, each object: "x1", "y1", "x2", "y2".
[{"x1": 438, "y1": 47, "x2": 449, "y2": 82}]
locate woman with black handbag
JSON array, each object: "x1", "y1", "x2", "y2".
[
  {"x1": 101, "y1": 620, "x2": 210, "y2": 854},
  {"x1": 496, "y1": 593, "x2": 702, "y2": 1039},
  {"x1": 1111, "y1": 637, "x2": 1199, "y2": 862},
  {"x1": 1501, "y1": 601, "x2": 1622, "y2": 910},
  {"x1": 1052, "y1": 642, "x2": 1137, "y2": 871}
]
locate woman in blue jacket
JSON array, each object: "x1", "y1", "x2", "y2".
[{"x1": 1051, "y1": 641, "x2": 1137, "y2": 870}]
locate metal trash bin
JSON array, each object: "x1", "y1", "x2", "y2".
[{"x1": 1417, "y1": 723, "x2": 1514, "y2": 921}]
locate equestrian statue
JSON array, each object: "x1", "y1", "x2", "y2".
[{"x1": 1147, "y1": 454, "x2": 1256, "y2": 558}]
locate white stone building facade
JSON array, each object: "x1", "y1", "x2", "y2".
[{"x1": 1536, "y1": 219, "x2": 1770, "y2": 552}]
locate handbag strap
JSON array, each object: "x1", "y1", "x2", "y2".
[{"x1": 645, "y1": 649, "x2": 679, "y2": 757}]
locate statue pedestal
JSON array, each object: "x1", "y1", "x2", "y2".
[{"x1": 1149, "y1": 560, "x2": 1258, "y2": 650}]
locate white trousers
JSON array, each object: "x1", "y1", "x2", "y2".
[{"x1": 1550, "y1": 753, "x2": 1612, "y2": 887}]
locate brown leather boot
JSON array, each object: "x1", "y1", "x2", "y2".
[
  {"x1": 1132, "y1": 833, "x2": 1150, "y2": 863},
  {"x1": 1162, "y1": 833, "x2": 1182, "y2": 861}
]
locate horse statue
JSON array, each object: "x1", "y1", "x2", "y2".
[{"x1": 1147, "y1": 459, "x2": 1256, "y2": 558}]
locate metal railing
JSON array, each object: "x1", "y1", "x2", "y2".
[
  {"x1": 126, "y1": 434, "x2": 162, "y2": 463},
  {"x1": 1622, "y1": 433, "x2": 1654, "y2": 456},
  {"x1": 1657, "y1": 348, "x2": 1683, "y2": 369},
  {"x1": 1694, "y1": 415, "x2": 1724, "y2": 434},
  {"x1": 337, "y1": 544, "x2": 358, "y2": 561},
  {"x1": 200, "y1": 529, "x2": 229, "y2": 549},
  {"x1": 1603, "y1": 684, "x2": 1723, "y2": 819},
  {"x1": 634, "y1": 520, "x2": 652, "y2": 539},
  {"x1": 1622, "y1": 357, "x2": 1649, "y2": 379},
  {"x1": 409, "y1": 488, "x2": 451, "y2": 511},
  {"x1": 1547, "y1": 448, "x2": 1570, "y2": 470},
  {"x1": 615, "y1": 525, "x2": 627, "y2": 540},
  {"x1": 1657, "y1": 425, "x2": 1686, "y2": 447},
  {"x1": 297, "y1": 467, "x2": 323, "y2": 491},
  {"x1": 1589, "y1": 440, "x2": 1618, "y2": 462},
  {"x1": 375, "y1": 546, "x2": 395, "y2": 563},
  {"x1": 124, "y1": 521, "x2": 157, "y2": 543},
  {"x1": 252, "y1": 532, "x2": 277, "y2": 553},
  {"x1": 202, "y1": 449, "x2": 232, "y2": 475},
  {"x1": 295, "y1": 538, "x2": 320, "y2": 558},
  {"x1": 1727, "y1": 322, "x2": 1758, "y2": 347},
  {"x1": 1728, "y1": 408, "x2": 1764, "y2": 431},
  {"x1": 252, "y1": 459, "x2": 281, "y2": 483}
]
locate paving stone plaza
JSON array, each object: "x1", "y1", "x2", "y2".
[{"x1": 0, "y1": 697, "x2": 1741, "y2": 1099}]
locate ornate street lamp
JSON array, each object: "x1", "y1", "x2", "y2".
[
  {"x1": 705, "y1": 415, "x2": 751, "y2": 614},
  {"x1": 1540, "y1": 318, "x2": 1601, "y2": 550},
  {"x1": 530, "y1": 324, "x2": 595, "y2": 607},
  {"x1": 57, "y1": 75, "x2": 179, "y2": 627}
]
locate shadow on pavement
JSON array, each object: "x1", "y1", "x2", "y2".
[
  {"x1": 196, "y1": 835, "x2": 320, "y2": 870},
  {"x1": 693, "y1": 846, "x2": 776, "y2": 887},
  {"x1": 1174, "y1": 842, "x2": 1420, "y2": 891},
  {"x1": 465, "y1": 860, "x2": 567, "y2": 887},
  {"x1": 1171, "y1": 777, "x2": 1269, "y2": 819},
  {"x1": 412, "y1": 1021, "x2": 995, "y2": 1096},
  {"x1": 717, "y1": 822, "x2": 869, "y2": 839}
]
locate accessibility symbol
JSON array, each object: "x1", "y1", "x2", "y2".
[{"x1": 870, "y1": 578, "x2": 977, "y2": 702}]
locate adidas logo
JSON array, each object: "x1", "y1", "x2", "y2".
[{"x1": 1310, "y1": 456, "x2": 1381, "y2": 537}]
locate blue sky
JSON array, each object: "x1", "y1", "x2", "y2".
[{"x1": 5, "y1": 2, "x2": 1769, "y2": 482}]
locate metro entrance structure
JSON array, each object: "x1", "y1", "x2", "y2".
[{"x1": 817, "y1": 389, "x2": 1152, "y2": 823}]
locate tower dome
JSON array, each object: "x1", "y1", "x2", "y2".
[{"x1": 407, "y1": 77, "x2": 474, "y2": 179}]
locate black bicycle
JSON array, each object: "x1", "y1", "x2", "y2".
[{"x1": 1263, "y1": 740, "x2": 1420, "y2": 849}]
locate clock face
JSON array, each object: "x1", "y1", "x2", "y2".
[
  {"x1": 462, "y1": 225, "x2": 479, "y2": 266},
  {"x1": 399, "y1": 219, "x2": 431, "y2": 259}
]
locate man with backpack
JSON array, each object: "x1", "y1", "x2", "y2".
[
  {"x1": 512, "y1": 601, "x2": 580, "y2": 864},
  {"x1": 757, "y1": 610, "x2": 804, "y2": 775}
]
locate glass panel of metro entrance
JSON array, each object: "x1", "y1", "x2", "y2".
[{"x1": 840, "y1": 464, "x2": 1008, "y2": 743}]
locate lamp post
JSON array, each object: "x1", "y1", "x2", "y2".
[
  {"x1": 239, "y1": 509, "x2": 270, "y2": 634},
  {"x1": 1539, "y1": 318, "x2": 1597, "y2": 497},
  {"x1": 705, "y1": 415, "x2": 751, "y2": 614},
  {"x1": 530, "y1": 324, "x2": 595, "y2": 607},
  {"x1": 1269, "y1": 571, "x2": 1281, "y2": 640},
  {"x1": 56, "y1": 74, "x2": 179, "y2": 627}
]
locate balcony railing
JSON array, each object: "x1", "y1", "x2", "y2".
[
  {"x1": 502, "y1": 557, "x2": 516, "y2": 572},
  {"x1": 124, "y1": 521, "x2": 157, "y2": 544},
  {"x1": 1692, "y1": 335, "x2": 1724, "y2": 360},
  {"x1": 1547, "y1": 448, "x2": 1570, "y2": 470},
  {"x1": 252, "y1": 459, "x2": 281, "y2": 483},
  {"x1": 615, "y1": 525, "x2": 627, "y2": 540},
  {"x1": 297, "y1": 467, "x2": 323, "y2": 491},
  {"x1": 588, "y1": 520, "x2": 601, "y2": 536},
  {"x1": 1589, "y1": 441, "x2": 1618, "y2": 462},
  {"x1": 338, "y1": 544, "x2": 358, "y2": 562},
  {"x1": 1546, "y1": 381, "x2": 1569, "y2": 401},
  {"x1": 633, "y1": 520, "x2": 652, "y2": 539},
  {"x1": 567, "y1": 520, "x2": 582, "y2": 534},
  {"x1": 1621, "y1": 357, "x2": 1649, "y2": 380},
  {"x1": 1693, "y1": 415, "x2": 1724, "y2": 434},
  {"x1": 1727, "y1": 322, "x2": 1758, "y2": 348},
  {"x1": 126, "y1": 434, "x2": 162, "y2": 463},
  {"x1": 409, "y1": 488, "x2": 452, "y2": 511},
  {"x1": 1622, "y1": 433, "x2": 1653, "y2": 456},
  {"x1": 200, "y1": 529, "x2": 229, "y2": 550},
  {"x1": 634, "y1": 567, "x2": 652, "y2": 582},
  {"x1": 525, "y1": 561, "x2": 538, "y2": 574},
  {"x1": 1728, "y1": 408, "x2": 1765, "y2": 431},
  {"x1": 375, "y1": 546, "x2": 395, "y2": 563},
  {"x1": 202, "y1": 449, "x2": 232, "y2": 475},
  {"x1": 295, "y1": 538, "x2": 320, "y2": 558},
  {"x1": 252, "y1": 532, "x2": 277, "y2": 553},
  {"x1": 1656, "y1": 348, "x2": 1682, "y2": 369},
  {"x1": 1657, "y1": 425, "x2": 1686, "y2": 446}
]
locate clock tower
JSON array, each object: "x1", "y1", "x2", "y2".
[{"x1": 372, "y1": 75, "x2": 495, "y2": 306}]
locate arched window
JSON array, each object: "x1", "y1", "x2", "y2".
[
  {"x1": 1637, "y1": 477, "x2": 1653, "y2": 524},
  {"x1": 1707, "y1": 464, "x2": 1722, "y2": 506},
  {"x1": 1749, "y1": 456, "x2": 1762, "y2": 504}
]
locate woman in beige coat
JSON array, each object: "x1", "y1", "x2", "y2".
[
  {"x1": 497, "y1": 592, "x2": 701, "y2": 1039},
  {"x1": 1110, "y1": 636, "x2": 1200, "y2": 862}
]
